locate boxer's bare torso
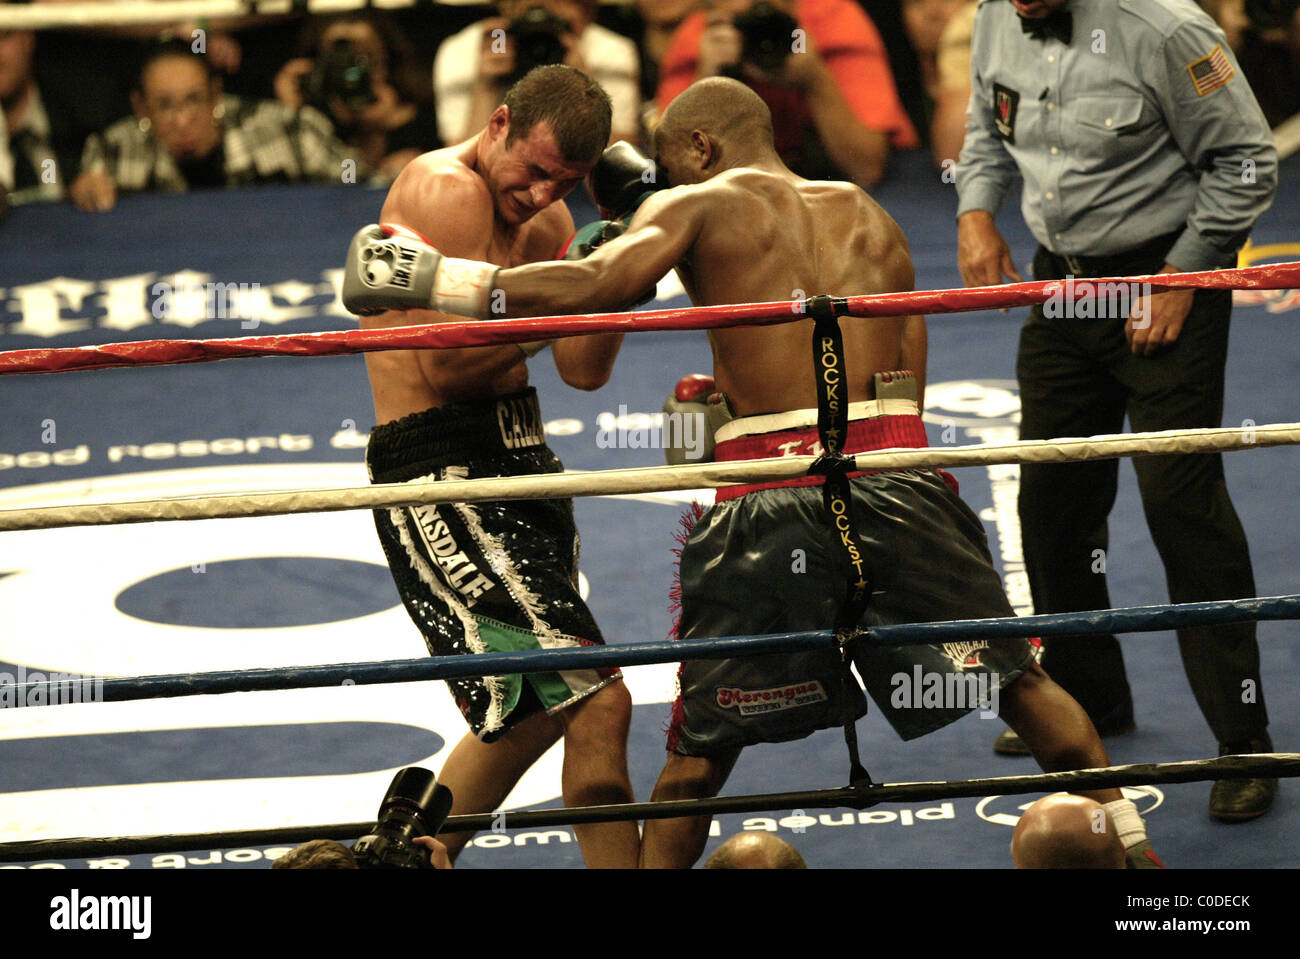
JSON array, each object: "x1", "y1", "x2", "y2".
[
  {"x1": 360, "y1": 137, "x2": 579, "y2": 425},
  {"x1": 672, "y1": 168, "x2": 919, "y2": 416},
  {"x1": 499, "y1": 163, "x2": 924, "y2": 417}
]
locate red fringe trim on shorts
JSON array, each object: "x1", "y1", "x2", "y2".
[{"x1": 665, "y1": 500, "x2": 707, "y2": 752}]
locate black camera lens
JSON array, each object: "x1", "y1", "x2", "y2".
[
  {"x1": 507, "y1": 5, "x2": 572, "y2": 83},
  {"x1": 734, "y1": 2, "x2": 800, "y2": 74},
  {"x1": 301, "y1": 39, "x2": 376, "y2": 114},
  {"x1": 352, "y1": 767, "x2": 454, "y2": 870}
]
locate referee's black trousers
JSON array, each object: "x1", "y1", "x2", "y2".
[{"x1": 1015, "y1": 240, "x2": 1269, "y2": 744}]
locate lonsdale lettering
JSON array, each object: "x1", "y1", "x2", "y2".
[{"x1": 418, "y1": 513, "x2": 494, "y2": 603}]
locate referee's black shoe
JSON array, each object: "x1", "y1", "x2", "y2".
[{"x1": 1210, "y1": 735, "x2": 1277, "y2": 822}]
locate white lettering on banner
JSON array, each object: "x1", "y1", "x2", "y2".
[
  {"x1": 0, "y1": 272, "x2": 345, "y2": 338},
  {"x1": 105, "y1": 434, "x2": 313, "y2": 463},
  {"x1": 6, "y1": 278, "x2": 98, "y2": 337}
]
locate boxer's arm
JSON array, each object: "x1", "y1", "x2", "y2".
[
  {"x1": 551, "y1": 334, "x2": 625, "y2": 391},
  {"x1": 900, "y1": 314, "x2": 926, "y2": 410},
  {"x1": 543, "y1": 203, "x2": 627, "y2": 391},
  {"x1": 371, "y1": 162, "x2": 537, "y2": 386},
  {"x1": 495, "y1": 187, "x2": 705, "y2": 317},
  {"x1": 883, "y1": 240, "x2": 926, "y2": 407}
]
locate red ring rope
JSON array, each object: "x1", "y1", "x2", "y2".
[{"x1": 2, "y1": 261, "x2": 1297, "y2": 376}]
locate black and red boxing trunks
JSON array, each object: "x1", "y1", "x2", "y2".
[
  {"x1": 367, "y1": 388, "x2": 619, "y2": 742},
  {"x1": 668, "y1": 399, "x2": 1035, "y2": 756}
]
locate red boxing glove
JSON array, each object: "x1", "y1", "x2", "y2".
[{"x1": 674, "y1": 373, "x2": 716, "y2": 403}]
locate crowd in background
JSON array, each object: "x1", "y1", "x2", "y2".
[{"x1": 1, "y1": 0, "x2": 1296, "y2": 212}]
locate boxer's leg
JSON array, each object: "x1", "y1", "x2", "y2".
[
  {"x1": 434, "y1": 709, "x2": 565, "y2": 861},
  {"x1": 999, "y1": 661, "x2": 1122, "y2": 805},
  {"x1": 557, "y1": 679, "x2": 639, "y2": 868},
  {"x1": 640, "y1": 747, "x2": 740, "y2": 869}
]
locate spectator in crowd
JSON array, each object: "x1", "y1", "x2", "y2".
[
  {"x1": 704, "y1": 833, "x2": 808, "y2": 869},
  {"x1": 635, "y1": 0, "x2": 699, "y2": 109},
  {"x1": 1204, "y1": 0, "x2": 1300, "y2": 126},
  {"x1": 899, "y1": 0, "x2": 976, "y2": 169},
  {"x1": 70, "y1": 39, "x2": 358, "y2": 212},
  {"x1": 1201, "y1": 0, "x2": 1253, "y2": 48},
  {"x1": 274, "y1": 12, "x2": 439, "y2": 181},
  {"x1": 656, "y1": 0, "x2": 917, "y2": 187},
  {"x1": 1010, "y1": 795, "x2": 1129, "y2": 869},
  {"x1": 434, "y1": 1, "x2": 641, "y2": 146},
  {"x1": 0, "y1": 26, "x2": 79, "y2": 203},
  {"x1": 270, "y1": 839, "x2": 360, "y2": 869}
]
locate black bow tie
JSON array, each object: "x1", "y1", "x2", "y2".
[{"x1": 1020, "y1": 9, "x2": 1072, "y2": 44}]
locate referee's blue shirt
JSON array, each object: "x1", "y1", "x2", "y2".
[{"x1": 955, "y1": 0, "x2": 1277, "y2": 271}]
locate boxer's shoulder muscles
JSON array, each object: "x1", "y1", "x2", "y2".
[
  {"x1": 379, "y1": 156, "x2": 493, "y2": 258},
  {"x1": 850, "y1": 190, "x2": 913, "y2": 291}
]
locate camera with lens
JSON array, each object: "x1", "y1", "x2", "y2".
[
  {"x1": 301, "y1": 39, "x2": 376, "y2": 114},
  {"x1": 733, "y1": 2, "x2": 800, "y2": 74},
  {"x1": 507, "y1": 5, "x2": 573, "y2": 83},
  {"x1": 351, "y1": 766, "x2": 454, "y2": 870}
]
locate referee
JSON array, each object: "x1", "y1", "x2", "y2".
[{"x1": 954, "y1": 0, "x2": 1278, "y2": 820}]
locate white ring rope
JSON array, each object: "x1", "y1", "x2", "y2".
[{"x1": 1, "y1": 422, "x2": 1295, "y2": 533}]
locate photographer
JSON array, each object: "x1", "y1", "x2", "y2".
[
  {"x1": 655, "y1": 0, "x2": 916, "y2": 187},
  {"x1": 71, "y1": 39, "x2": 355, "y2": 212},
  {"x1": 274, "y1": 12, "x2": 439, "y2": 181},
  {"x1": 434, "y1": 1, "x2": 641, "y2": 145},
  {"x1": 271, "y1": 768, "x2": 455, "y2": 870}
]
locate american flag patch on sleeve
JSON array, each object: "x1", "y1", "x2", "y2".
[{"x1": 1186, "y1": 44, "x2": 1234, "y2": 96}]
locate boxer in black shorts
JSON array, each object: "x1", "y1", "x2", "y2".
[
  {"x1": 367, "y1": 389, "x2": 621, "y2": 742},
  {"x1": 669, "y1": 395, "x2": 1036, "y2": 757},
  {"x1": 351, "y1": 65, "x2": 637, "y2": 869}
]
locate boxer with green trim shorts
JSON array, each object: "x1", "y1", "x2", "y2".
[{"x1": 346, "y1": 65, "x2": 638, "y2": 869}]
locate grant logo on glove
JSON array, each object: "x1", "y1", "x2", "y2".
[
  {"x1": 342, "y1": 223, "x2": 500, "y2": 319},
  {"x1": 357, "y1": 237, "x2": 416, "y2": 290}
]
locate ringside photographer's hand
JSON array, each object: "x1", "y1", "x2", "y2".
[{"x1": 412, "y1": 836, "x2": 453, "y2": 869}]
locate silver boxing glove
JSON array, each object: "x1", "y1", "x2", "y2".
[
  {"x1": 663, "y1": 373, "x2": 728, "y2": 466},
  {"x1": 342, "y1": 223, "x2": 499, "y2": 318}
]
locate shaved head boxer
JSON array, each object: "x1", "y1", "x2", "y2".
[{"x1": 1012, "y1": 794, "x2": 1129, "y2": 869}]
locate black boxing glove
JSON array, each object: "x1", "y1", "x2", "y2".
[{"x1": 589, "y1": 140, "x2": 667, "y2": 222}]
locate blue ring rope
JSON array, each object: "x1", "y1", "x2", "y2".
[{"x1": 4, "y1": 594, "x2": 1297, "y2": 706}]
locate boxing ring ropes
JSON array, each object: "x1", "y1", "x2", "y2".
[{"x1": 2, "y1": 263, "x2": 1300, "y2": 863}]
